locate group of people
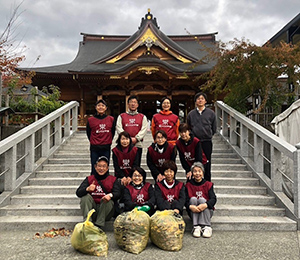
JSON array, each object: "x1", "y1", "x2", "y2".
[{"x1": 76, "y1": 92, "x2": 217, "y2": 238}]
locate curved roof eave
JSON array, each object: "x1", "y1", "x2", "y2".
[
  {"x1": 103, "y1": 58, "x2": 186, "y2": 74},
  {"x1": 92, "y1": 20, "x2": 201, "y2": 64}
]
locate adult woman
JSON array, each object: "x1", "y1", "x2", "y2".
[
  {"x1": 147, "y1": 130, "x2": 177, "y2": 182},
  {"x1": 86, "y1": 99, "x2": 115, "y2": 175},
  {"x1": 155, "y1": 160, "x2": 185, "y2": 215},
  {"x1": 185, "y1": 162, "x2": 216, "y2": 238},
  {"x1": 123, "y1": 167, "x2": 156, "y2": 215},
  {"x1": 176, "y1": 123, "x2": 207, "y2": 180},
  {"x1": 112, "y1": 131, "x2": 139, "y2": 186},
  {"x1": 151, "y1": 97, "x2": 180, "y2": 146}
]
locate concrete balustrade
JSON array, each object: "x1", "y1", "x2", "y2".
[
  {"x1": 0, "y1": 101, "x2": 79, "y2": 204},
  {"x1": 215, "y1": 101, "x2": 300, "y2": 225}
]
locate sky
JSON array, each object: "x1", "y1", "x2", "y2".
[{"x1": 1, "y1": 0, "x2": 300, "y2": 68}]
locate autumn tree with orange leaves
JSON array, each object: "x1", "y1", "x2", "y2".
[
  {"x1": 0, "y1": 2, "x2": 34, "y2": 103},
  {"x1": 199, "y1": 38, "x2": 300, "y2": 114}
]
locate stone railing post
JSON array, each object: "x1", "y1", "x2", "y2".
[
  {"x1": 215, "y1": 103, "x2": 222, "y2": 134},
  {"x1": 271, "y1": 146, "x2": 282, "y2": 191},
  {"x1": 222, "y1": 110, "x2": 228, "y2": 138},
  {"x1": 240, "y1": 123, "x2": 249, "y2": 157},
  {"x1": 294, "y1": 143, "x2": 300, "y2": 218},
  {"x1": 229, "y1": 116, "x2": 237, "y2": 146},
  {"x1": 4, "y1": 146, "x2": 16, "y2": 190},
  {"x1": 25, "y1": 134, "x2": 35, "y2": 173},
  {"x1": 254, "y1": 134, "x2": 264, "y2": 173}
]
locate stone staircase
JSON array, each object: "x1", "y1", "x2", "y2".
[{"x1": 0, "y1": 131, "x2": 297, "y2": 231}]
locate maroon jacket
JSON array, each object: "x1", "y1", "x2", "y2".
[
  {"x1": 120, "y1": 113, "x2": 144, "y2": 137},
  {"x1": 88, "y1": 116, "x2": 114, "y2": 145},
  {"x1": 87, "y1": 174, "x2": 116, "y2": 203}
]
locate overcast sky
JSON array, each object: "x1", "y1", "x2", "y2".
[{"x1": 1, "y1": 0, "x2": 300, "y2": 68}]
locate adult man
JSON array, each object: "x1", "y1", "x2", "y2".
[
  {"x1": 116, "y1": 95, "x2": 148, "y2": 165},
  {"x1": 76, "y1": 156, "x2": 121, "y2": 228},
  {"x1": 187, "y1": 92, "x2": 216, "y2": 182}
]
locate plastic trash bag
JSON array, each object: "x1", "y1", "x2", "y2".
[
  {"x1": 114, "y1": 208, "x2": 150, "y2": 254},
  {"x1": 71, "y1": 209, "x2": 109, "y2": 256},
  {"x1": 150, "y1": 210, "x2": 185, "y2": 251}
]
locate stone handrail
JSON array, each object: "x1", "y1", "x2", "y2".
[
  {"x1": 215, "y1": 101, "x2": 300, "y2": 221},
  {"x1": 0, "y1": 101, "x2": 79, "y2": 201}
]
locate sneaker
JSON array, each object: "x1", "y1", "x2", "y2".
[
  {"x1": 202, "y1": 226, "x2": 212, "y2": 238},
  {"x1": 192, "y1": 226, "x2": 201, "y2": 238}
]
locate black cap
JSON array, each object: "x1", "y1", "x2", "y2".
[
  {"x1": 96, "y1": 156, "x2": 109, "y2": 165},
  {"x1": 95, "y1": 99, "x2": 107, "y2": 107}
]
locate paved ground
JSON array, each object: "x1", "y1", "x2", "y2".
[{"x1": 1, "y1": 229, "x2": 299, "y2": 260}]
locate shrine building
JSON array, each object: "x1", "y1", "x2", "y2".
[{"x1": 22, "y1": 9, "x2": 217, "y2": 125}]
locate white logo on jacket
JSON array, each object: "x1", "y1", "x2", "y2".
[
  {"x1": 158, "y1": 158, "x2": 165, "y2": 167},
  {"x1": 122, "y1": 159, "x2": 130, "y2": 168},
  {"x1": 136, "y1": 194, "x2": 145, "y2": 203},
  {"x1": 196, "y1": 191, "x2": 203, "y2": 199},
  {"x1": 167, "y1": 194, "x2": 175, "y2": 202},
  {"x1": 96, "y1": 124, "x2": 109, "y2": 133},
  {"x1": 159, "y1": 119, "x2": 171, "y2": 128},
  {"x1": 96, "y1": 186, "x2": 103, "y2": 193}
]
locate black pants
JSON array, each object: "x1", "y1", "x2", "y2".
[
  {"x1": 201, "y1": 140, "x2": 213, "y2": 182},
  {"x1": 136, "y1": 147, "x2": 142, "y2": 166}
]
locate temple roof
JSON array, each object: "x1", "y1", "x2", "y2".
[
  {"x1": 21, "y1": 10, "x2": 217, "y2": 76},
  {"x1": 266, "y1": 13, "x2": 300, "y2": 46}
]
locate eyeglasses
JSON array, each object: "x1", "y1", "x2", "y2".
[{"x1": 132, "y1": 174, "x2": 142, "y2": 178}]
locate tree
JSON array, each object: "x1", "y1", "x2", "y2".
[
  {"x1": 199, "y1": 38, "x2": 300, "y2": 114},
  {"x1": 1, "y1": 1, "x2": 34, "y2": 106},
  {"x1": 1, "y1": 3, "x2": 64, "y2": 123}
]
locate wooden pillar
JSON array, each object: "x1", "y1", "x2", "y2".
[
  {"x1": 80, "y1": 86, "x2": 85, "y2": 118},
  {"x1": 125, "y1": 95, "x2": 129, "y2": 112}
]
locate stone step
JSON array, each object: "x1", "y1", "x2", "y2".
[
  {"x1": 0, "y1": 132, "x2": 296, "y2": 232},
  {"x1": 209, "y1": 216, "x2": 297, "y2": 231},
  {"x1": 9, "y1": 193, "x2": 274, "y2": 206},
  {"x1": 34, "y1": 169, "x2": 253, "y2": 179},
  {"x1": 53, "y1": 152, "x2": 238, "y2": 159},
  {"x1": 0, "y1": 204, "x2": 81, "y2": 216},
  {"x1": 41, "y1": 163, "x2": 248, "y2": 171},
  {"x1": 47, "y1": 157, "x2": 243, "y2": 165},
  {"x1": 214, "y1": 205, "x2": 285, "y2": 217},
  {"x1": 10, "y1": 194, "x2": 80, "y2": 205},
  {"x1": 216, "y1": 194, "x2": 275, "y2": 206},
  {"x1": 21, "y1": 184, "x2": 266, "y2": 196},
  {"x1": 28, "y1": 176, "x2": 260, "y2": 187},
  {"x1": 0, "y1": 215, "x2": 296, "y2": 232},
  {"x1": 0, "y1": 204, "x2": 284, "y2": 218}
]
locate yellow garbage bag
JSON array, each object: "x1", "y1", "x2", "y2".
[
  {"x1": 71, "y1": 209, "x2": 109, "y2": 257},
  {"x1": 150, "y1": 210, "x2": 185, "y2": 251},
  {"x1": 114, "y1": 208, "x2": 150, "y2": 254}
]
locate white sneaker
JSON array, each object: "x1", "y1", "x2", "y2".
[
  {"x1": 192, "y1": 226, "x2": 201, "y2": 238},
  {"x1": 202, "y1": 226, "x2": 212, "y2": 238}
]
